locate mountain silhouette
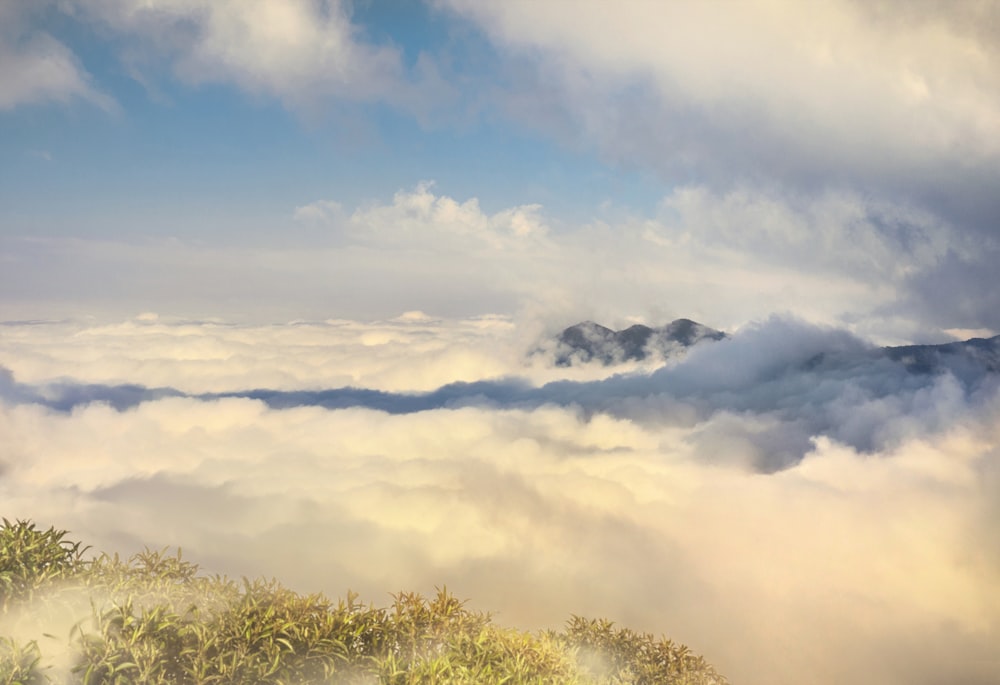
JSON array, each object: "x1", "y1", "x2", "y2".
[{"x1": 553, "y1": 318, "x2": 727, "y2": 366}]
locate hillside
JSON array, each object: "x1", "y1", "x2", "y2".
[{"x1": 0, "y1": 520, "x2": 728, "y2": 685}]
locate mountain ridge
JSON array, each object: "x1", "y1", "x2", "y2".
[
  {"x1": 553, "y1": 319, "x2": 1000, "y2": 374},
  {"x1": 553, "y1": 318, "x2": 727, "y2": 366}
]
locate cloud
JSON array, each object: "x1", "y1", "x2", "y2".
[
  {"x1": 55, "y1": 0, "x2": 449, "y2": 116},
  {"x1": 0, "y1": 3, "x2": 113, "y2": 111},
  {"x1": 5, "y1": 1, "x2": 997, "y2": 335},
  {"x1": 894, "y1": 246, "x2": 1000, "y2": 331},
  {"x1": 13, "y1": 316, "x2": 996, "y2": 473},
  {"x1": 313, "y1": 181, "x2": 550, "y2": 250},
  {"x1": 655, "y1": 186, "x2": 954, "y2": 282},
  {"x1": 440, "y1": 0, "x2": 1000, "y2": 168},
  {"x1": 438, "y1": 0, "x2": 1000, "y2": 270},
  {"x1": 293, "y1": 199, "x2": 343, "y2": 224},
  {"x1": 5, "y1": 181, "x2": 971, "y2": 335},
  {"x1": 0, "y1": 314, "x2": 531, "y2": 395},
  {"x1": 1, "y1": 316, "x2": 999, "y2": 685}
]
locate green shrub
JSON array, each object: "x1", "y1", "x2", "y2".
[
  {"x1": 561, "y1": 616, "x2": 727, "y2": 685},
  {"x1": 0, "y1": 521, "x2": 728, "y2": 684},
  {"x1": 0, "y1": 636, "x2": 47, "y2": 685},
  {"x1": 0, "y1": 519, "x2": 86, "y2": 612}
]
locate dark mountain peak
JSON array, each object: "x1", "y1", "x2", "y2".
[
  {"x1": 557, "y1": 321, "x2": 615, "y2": 348},
  {"x1": 553, "y1": 318, "x2": 726, "y2": 366},
  {"x1": 662, "y1": 318, "x2": 727, "y2": 346},
  {"x1": 560, "y1": 320, "x2": 615, "y2": 337},
  {"x1": 615, "y1": 324, "x2": 657, "y2": 360},
  {"x1": 619, "y1": 323, "x2": 655, "y2": 334}
]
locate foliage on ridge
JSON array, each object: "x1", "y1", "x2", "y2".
[{"x1": 1, "y1": 519, "x2": 727, "y2": 684}]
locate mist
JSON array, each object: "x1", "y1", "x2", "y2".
[{"x1": 2, "y1": 315, "x2": 998, "y2": 685}]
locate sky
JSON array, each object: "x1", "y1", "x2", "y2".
[
  {"x1": 3, "y1": 2, "x2": 1000, "y2": 685},
  {"x1": 1, "y1": 0, "x2": 998, "y2": 337}
]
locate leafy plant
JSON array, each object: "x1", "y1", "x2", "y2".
[
  {"x1": 0, "y1": 519, "x2": 86, "y2": 612},
  {"x1": 0, "y1": 637, "x2": 47, "y2": 685},
  {"x1": 561, "y1": 616, "x2": 727, "y2": 685},
  {"x1": 0, "y1": 520, "x2": 728, "y2": 684}
]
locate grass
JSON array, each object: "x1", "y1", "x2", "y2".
[{"x1": 1, "y1": 519, "x2": 728, "y2": 684}]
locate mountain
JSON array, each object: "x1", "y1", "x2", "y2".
[
  {"x1": 882, "y1": 335, "x2": 1000, "y2": 374},
  {"x1": 799, "y1": 334, "x2": 1000, "y2": 381},
  {"x1": 552, "y1": 318, "x2": 1000, "y2": 375},
  {"x1": 553, "y1": 318, "x2": 727, "y2": 366}
]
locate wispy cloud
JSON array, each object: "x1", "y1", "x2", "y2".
[
  {"x1": 55, "y1": 0, "x2": 452, "y2": 118},
  {"x1": 0, "y1": 3, "x2": 114, "y2": 111}
]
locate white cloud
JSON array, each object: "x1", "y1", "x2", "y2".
[
  {"x1": 0, "y1": 315, "x2": 522, "y2": 394},
  {"x1": 441, "y1": 0, "x2": 1000, "y2": 158},
  {"x1": 655, "y1": 186, "x2": 953, "y2": 280},
  {"x1": 342, "y1": 182, "x2": 549, "y2": 250},
  {"x1": 438, "y1": 0, "x2": 1000, "y2": 245},
  {"x1": 60, "y1": 0, "x2": 437, "y2": 113},
  {"x1": 293, "y1": 199, "x2": 343, "y2": 224},
  {"x1": 1, "y1": 316, "x2": 999, "y2": 684},
  {"x1": 0, "y1": 3, "x2": 113, "y2": 111},
  {"x1": 1, "y1": 182, "x2": 964, "y2": 337}
]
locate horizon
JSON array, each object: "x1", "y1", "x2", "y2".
[{"x1": 3, "y1": 2, "x2": 1000, "y2": 684}]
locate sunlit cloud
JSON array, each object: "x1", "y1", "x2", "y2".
[
  {"x1": 441, "y1": 0, "x2": 1000, "y2": 176},
  {"x1": 1, "y1": 316, "x2": 998, "y2": 685},
  {"x1": 1, "y1": 182, "x2": 967, "y2": 339}
]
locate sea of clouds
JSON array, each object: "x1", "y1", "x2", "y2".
[{"x1": 2, "y1": 313, "x2": 999, "y2": 685}]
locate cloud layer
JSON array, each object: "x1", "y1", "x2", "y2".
[
  {"x1": 4, "y1": 181, "x2": 983, "y2": 339},
  {"x1": 2, "y1": 316, "x2": 999, "y2": 685}
]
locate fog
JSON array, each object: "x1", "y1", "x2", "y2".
[{"x1": 1, "y1": 315, "x2": 998, "y2": 684}]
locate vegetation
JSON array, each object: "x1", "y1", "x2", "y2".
[{"x1": 1, "y1": 519, "x2": 727, "y2": 684}]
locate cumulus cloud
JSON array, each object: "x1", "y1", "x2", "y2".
[
  {"x1": 4, "y1": 181, "x2": 970, "y2": 336},
  {"x1": 440, "y1": 0, "x2": 1000, "y2": 176},
  {"x1": 1, "y1": 316, "x2": 999, "y2": 685},
  {"x1": 437, "y1": 0, "x2": 1000, "y2": 329},
  {"x1": 304, "y1": 181, "x2": 550, "y2": 250}
]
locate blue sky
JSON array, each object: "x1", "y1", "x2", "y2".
[
  {"x1": 0, "y1": 0, "x2": 661, "y2": 235},
  {"x1": 2, "y1": 0, "x2": 1000, "y2": 338}
]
